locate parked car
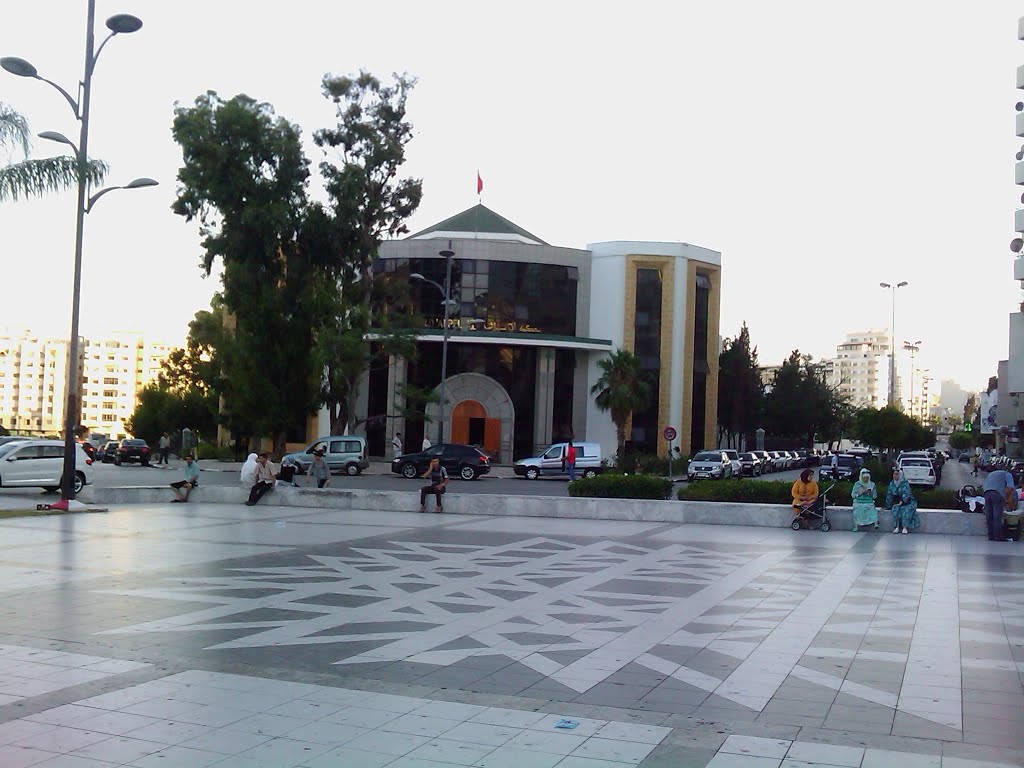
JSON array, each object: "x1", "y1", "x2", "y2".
[
  {"x1": 777, "y1": 451, "x2": 796, "y2": 470},
  {"x1": 751, "y1": 450, "x2": 775, "y2": 472},
  {"x1": 765, "y1": 451, "x2": 784, "y2": 472},
  {"x1": 0, "y1": 439, "x2": 94, "y2": 494},
  {"x1": 115, "y1": 438, "x2": 151, "y2": 466},
  {"x1": 282, "y1": 435, "x2": 369, "y2": 476},
  {"x1": 100, "y1": 441, "x2": 119, "y2": 464},
  {"x1": 794, "y1": 449, "x2": 811, "y2": 467},
  {"x1": 722, "y1": 449, "x2": 742, "y2": 478},
  {"x1": 513, "y1": 442, "x2": 603, "y2": 480},
  {"x1": 77, "y1": 441, "x2": 96, "y2": 461},
  {"x1": 820, "y1": 454, "x2": 862, "y2": 481},
  {"x1": 737, "y1": 452, "x2": 763, "y2": 477},
  {"x1": 898, "y1": 456, "x2": 937, "y2": 488},
  {"x1": 0, "y1": 436, "x2": 31, "y2": 448},
  {"x1": 687, "y1": 450, "x2": 733, "y2": 480},
  {"x1": 392, "y1": 443, "x2": 491, "y2": 481}
]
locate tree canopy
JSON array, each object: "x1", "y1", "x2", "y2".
[
  {"x1": 591, "y1": 348, "x2": 652, "y2": 458},
  {"x1": 717, "y1": 323, "x2": 762, "y2": 449},
  {"x1": 851, "y1": 407, "x2": 935, "y2": 452}
]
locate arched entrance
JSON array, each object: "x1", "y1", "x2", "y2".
[{"x1": 425, "y1": 373, "x2": 515, "y2": 462}]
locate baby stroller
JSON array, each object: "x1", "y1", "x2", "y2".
[{"x1": 791, "y1": 482, "x2": 835, "y2": 532}]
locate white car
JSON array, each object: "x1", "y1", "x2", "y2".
[
  {"x1": 722, "y1": 449, "x2": 743, "y2": 478},
  {"x1": 0, "y1": 439, "x2": 94, "y2": 494},
  {"x1": 897, "y1": 456, "x2": 936, "y2": 488},
  {"x1": 688, "y1": 451, "x2": 733, "y2": 480}
]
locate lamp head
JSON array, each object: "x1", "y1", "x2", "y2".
[
  {"x1": 38, "y1": 131, "x2": 75, "y2": 147},
  {"x1": 106, "y1": 14, "x2": 143, "y2": 33},
  {"x1": 897, "y1": 281, "x2": 908, "y2": 288},
  {"x1": 124, "y1": 177, "x2": 158, "y2": 189},
  {"x1": 0, "y1": 56, "x2": 38, "y2": 78},
  {"x1": 880, "y1": 282, "x2": 891, "y2": 288},
  {"x1": 439, "y1": 249, "x2": 455, "y2": 258},
  {"x1": 409, "y1": 273, "x2": 425, "y2": 282},
  {"x1": 1013, "y1": 238, "x2": 1024, "y2": 254}
]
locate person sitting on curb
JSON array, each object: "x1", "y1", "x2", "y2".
[
  {"x1": 170, "y1": 455, "x2": 199, "y2": 503},
  {"x1": 419, "y1": 457, "x2": 448, "y2": 513},
  {"x1": 245, "y1": 453, "x2": 277, "y2": 506},
  {"x1": 309, "y1": 448, "x2": 330, "y2": 489}
]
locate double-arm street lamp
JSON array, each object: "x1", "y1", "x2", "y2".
[
  {"x1": 2, "y1": 1, "x2": 155, "y2": 505},
  {"x1": 879, "y1": 281, "x2": 908, "y2": 408},
  {"x1": 410, "y1": 246, "x2": 456, "y2": 445}
]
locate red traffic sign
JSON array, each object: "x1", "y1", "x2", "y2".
[{"x1": 663, "y1": 426, "x2": 677, "y2": 441}]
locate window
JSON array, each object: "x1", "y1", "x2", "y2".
[
  {"x1": 342, "y1": 440, "x2": 361, "y2": 453},
  {"x1": 631, "y1": 268, "x2": 662, "y2": 453},
  {"x1": 103, "y1": 377, "x2": 118, "y2": 385}
]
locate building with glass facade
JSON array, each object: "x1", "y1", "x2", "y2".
[{"x1": 330, "y1": 204, "x2": 721, "y2": 462}]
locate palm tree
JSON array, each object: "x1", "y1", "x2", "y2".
[
  {"x1": 0, "y1": 103, "x2": 107, "y2": 202},
  {"x1": 590, "y1": 348, "x2": 652, "y2": 459}
]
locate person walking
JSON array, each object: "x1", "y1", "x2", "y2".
[
  {"x1": 422, "y1": 435, "x2": 432, "y2": 451},
  {"x1": 309, "y1": 448, "x2": 330, "y2": 489},
  {"x1": 971, "y1": 454, "x2": 979, "y2": 477},
  {"x1": 565, "y1": 440, "x2": 577, "y2": 481},
  {"x1": 886, "y1": 467, "x2": 920, "y2": 534},
  {"x1": 830, "y1": 452, "x2": 839, "y2": 480},
  {"x1": 851, "y1": 468, "x2": 879, "y2": 531},
  {"x1": 392, "y1": 432, "x2": 404, "y2": 459},
  {"x1": 158, "y1": 433, "x2": 170, "y2": 465},
  {"x1": 982, "y1": 466, "x2": 1017, "y2": 542},
  {"x1": 245, "y1": 453, "x2": 277, "y2": 506},
  {"x1": 170, "y1": 455, "x2": 199, "y2": 503},
  {"x1": 419, "y1": 457, "x2": 448, "y2": 513}
]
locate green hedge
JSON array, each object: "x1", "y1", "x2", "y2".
[
  {"x1": 678, "y1": 479, "x2": 960, "y2": 509},
  {"x1": 193, "y1": 444, "x2": 236, "y2": 462},
  {"x1": 568, "y1": 473, "x2": 673, "y2": 500},
  {"x1": 611, "y1": 453, "x2": 688, "y2": 477}
]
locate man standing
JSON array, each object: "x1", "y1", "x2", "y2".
[
  {"x1": 170, "y1": 455, "x2": 199, "y2": 503},
  {"x1": 245, "y1": 453, "x2": 277, "y2": 506},
  {"x1": 392, "y1": 432, "x2": 403, "y2": 460},
  {"x1": 158, "y1": 433, "x2": 170, "y2": 465},
  {"x1": 565, "y1": 440, "x2": 577, "y2": 481},
  {"x1": 830, "y1": 452, "x2": 839, "y2": 480},
  {"x1": 422, "y1": 435, "x2": 432, "y2": 451},
  {"x1": 982, "y1": 466, "x2": 1017, "y2": 542}
]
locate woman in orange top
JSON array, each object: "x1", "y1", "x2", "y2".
[{"x1": 791, "y1": 468, "x2": 819, "y2": 516}]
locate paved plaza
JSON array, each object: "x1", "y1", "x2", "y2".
[{"x1": 0, "y1": 502, "x2": 1020, "y2": 766}]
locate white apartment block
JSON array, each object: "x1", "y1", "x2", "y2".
[
  {"x1": 80, "y1": 333, "x2": 175, "y2": 439},
  {"x1": 827, "y1": 330, "x2": 895, "y2": 410},
  {"x1": 0, "y1": 331, "x2": 73, "y2": 435},
  {"x1": 0, "y1": 329, "x2": 175, "y2": 440}
]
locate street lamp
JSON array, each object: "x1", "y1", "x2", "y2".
[
  {"x1": 2, "y1": 1, "x2": 151, "y2": 507},
  {"x1": 902, "y1": 340, "x2": 922, "y2": 419},
  {"x1": 411, "y1": 246, "x2": 457, "y2": 444},
  {"x1": 879, "y1": 281, "x2": 908, "y2": 407}
]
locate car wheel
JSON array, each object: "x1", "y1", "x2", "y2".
[
  {"x1": 142, "y1": 461, "x2": 150, "y2": 467},
  {"x1": 460, "y1": 465, "x2": 478, "y2": 481},
  {"x1": 73, "y1": 472, "x2": 85, "y2": 495},
  {"x1": 401, "y1": 463, "x2": 418, "y2": 479},
  {"x1": 345, "y1": 463, "x2": 359, "y2": 476},
  {"x1": 43, "y1": 486, "x2": 59, "y2": 493},
  {"x1": 525, "y1": 467, "x2": 540, "y2": 480},
  {"x1": 583, "y1": 469, "x2": 597, "y2": 479}
]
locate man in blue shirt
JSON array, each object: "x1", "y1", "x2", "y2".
[
  {"x1": 170, "y1": 455, "x2": 200, "y2": 503},
  {"x1": 982, "y1": 468, "x2": 1017, "y2": 541}
]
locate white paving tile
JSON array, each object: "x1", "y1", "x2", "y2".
[
  {"x1": 473, "y1": 745, "x2": 563, "y2": 768},
  {"x1": 785, "y1": 741, "x2": 864, "y2": 767},
  {"x1": 862, "y1": 749, "x2": 940, "y2": 768},
  {"x1": 720, "y1": 735, "x2": 792, "y2": 759}
]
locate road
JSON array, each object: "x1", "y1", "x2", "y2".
[{"x1": 0, "y1": 455, "x2": 974, "y2": 508}]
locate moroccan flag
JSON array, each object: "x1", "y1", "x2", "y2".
[{"x1": 477, "y1": 172, "x2": 483, "y2": 195}]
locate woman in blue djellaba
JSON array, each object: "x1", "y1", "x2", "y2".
[
  {"x1": 886, "y1": 467, "x2": 920, "y2": 534},
  {"x1": 851, "y1": 468, "x2": 878, "y2": 531}
]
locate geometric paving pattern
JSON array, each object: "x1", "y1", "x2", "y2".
[{"x1": 0, "y1": 501, "x2": 1022, "y2": 766}]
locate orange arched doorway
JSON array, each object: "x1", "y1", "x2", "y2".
[{"x1": 450, "y1": 400, "x2": 501, "y2": 458}]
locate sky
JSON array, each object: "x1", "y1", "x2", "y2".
[{"x1": 1, "y1": 1, "x2": 1021, "y2": 394}]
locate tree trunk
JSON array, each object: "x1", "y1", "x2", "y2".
[{"x1": 272, "y1": 431, "x2": 288, "y2": 461}]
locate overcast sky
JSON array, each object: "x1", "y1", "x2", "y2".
[{"x1": 1, "y1": 1, "x2": 1020, "y2": 393}]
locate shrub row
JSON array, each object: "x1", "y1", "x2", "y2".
[
  {"x1": 610, "y1": 453, "x2": 688, "y2": 477},
  {"x1": 568, "y1": 473, "x2": 673, "y2": 500},
  {"x1": 678, "y1": 479, "x2": 960, "y2": 510},
  {"x1": 193, "y1": 444, "x2": 235, "y2": 462}
]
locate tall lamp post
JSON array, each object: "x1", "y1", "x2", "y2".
[
  {"x1": 879, "y1": 281, "x2": 908, "y2": 407},
  {"x1": 902, "y1": 340, "x2": 922, "y2": 419},
  {"x1": 411, "y1": 245, "x2": 456, "y2": 444},
  {"x1": 1, "y1": 1, "x2": 154, "y2": 506}
]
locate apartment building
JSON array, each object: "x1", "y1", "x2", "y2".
[
  {"x1": 827, "y1": 330, "x2": 894, "y2": 410},
  {"x1": 0, "y1": 329, "x2": 175, "y2": 439}
]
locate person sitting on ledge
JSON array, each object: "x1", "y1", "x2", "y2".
[
  {"x1": 851, "y1": 468, "x2": 879, "y2": 531},
  {"x1": 791, "y1": 469, "x2": 818, "y2": 517},
  {"x1": 245, "y1": 453, "x2": 277, "y2": 506},
  {"x1": 170, "y1": 455, "x2": 199, "y2": 503}
]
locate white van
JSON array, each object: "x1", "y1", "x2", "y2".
[
  {"x1": 513, "y1": 442, "x2": 603, "y2": 480},
  {"x1": 0, "y1": 439, "x2": 94, "y2": 494}
]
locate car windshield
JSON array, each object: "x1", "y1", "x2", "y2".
[
  {"x1": 901, "y1": 459, "x2": 931, "y2": 467},
  {"x1": 123, "y1": 439, "x2": 146, "y2": 446},
  {"x1": 837, "y1": 456, "x2": 858, "y2": 467},
  {"x1": 739, "y1": 453, "x2": 754, "y2": 460},
  {"x1": 692, "y1": 452, "x2": 720, "y2": 462},
  {"x1": 0, "y1": 443, "x2": 19, "y2": 460}
]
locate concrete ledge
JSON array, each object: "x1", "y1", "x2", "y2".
[{"x1": 76, "y1": 485, "x2": 990, "y2": 536}]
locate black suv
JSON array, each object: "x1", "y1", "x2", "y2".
[
  {"x1": 100, "y1": 441, "x2": 120, "y2": 463},
  {"x1": 392, "y1": 443, "x2": 491, "y2": 481},
  {"x1": 820, "y1": 454, "x2": 862, "y2": 481},
  {"x1": 115, "y1": 438, "x2": 151, "y2": 466}
]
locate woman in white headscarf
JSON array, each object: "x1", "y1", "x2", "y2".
[
  {"x1": 851, "y1": 468, "x2": 878, "y2": 531},
  {"x1": 240, "y1": 453, "x2": 258, "y2": 486}
]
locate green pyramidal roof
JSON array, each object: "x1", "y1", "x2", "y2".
[{"x1": 408, "y1": 204, "x2": 548, "y2": 245}]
